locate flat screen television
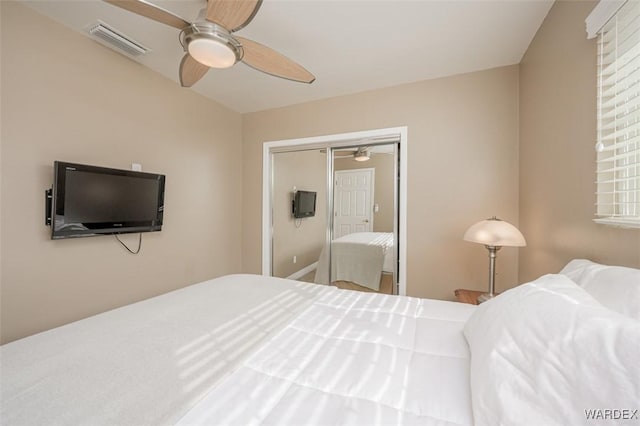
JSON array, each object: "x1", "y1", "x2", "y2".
[
  {"x1": 293, "y1": 190, "x2": 316, "y2": 218},
  {"x1": 51, "y1": 161, "x2": 165, "y2": 239}
]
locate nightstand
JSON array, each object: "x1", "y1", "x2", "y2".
[{"x1": 454, "y1": 289, "x2": 485, "y2": 305}]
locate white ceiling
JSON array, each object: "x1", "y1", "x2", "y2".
[{"x1": 24, "y1": 0, "x2": 554, "y2": 113}]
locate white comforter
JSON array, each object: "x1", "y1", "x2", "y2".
[
  {"x1": 1, "y1": 274, "x2": 475, "y2": 426},
  {"x1": 0, "y1": 275, "x2": 324, "y2": 425},
  {"x1": 179, "y1": 284, "x2": 475, "y2": 425}
]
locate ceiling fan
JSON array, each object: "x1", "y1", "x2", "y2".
[
  {"x1": 321, "y1": 147, "x2": 371, "y2": 161},
  {"x1": 353, "y1": 147, "x2": 370, "y2": 162},
  {"x1": 103, "y1": 0, "x2": 315, "y2": 87}
]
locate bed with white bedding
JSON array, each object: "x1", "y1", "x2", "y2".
[
  {"x1": 1, "y1": 274, "x2": 473, "y2": 425},
  {"x1": 314, "y1": 232, "x2": 394, "y2": 291},
  {"x1": 2, "y1": 261, "x2": 639, "y2": 425}
]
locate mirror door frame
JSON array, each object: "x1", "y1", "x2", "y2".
[{"x1": 262, "y1": 126, "x2": 408, "y2": 296}]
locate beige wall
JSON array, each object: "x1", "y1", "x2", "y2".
[
  {"x1": 0, "y1": 2, "x2": 243, "y2": 343},
  {"x1": 242, "y1": 65, "x2": 520, "y2": 300},
  {"x1": 335, "y1": 151, "x2": 395, "y2": 233},
  {"x1": 0, "y1": 1, "x2": 4, "y2": 326},
  {"x1": 519, "y1": 0, "x2": 640, "y2": 282},
  {"x1": 272, "y1": 150, "x2": 327, "y2": 277}
]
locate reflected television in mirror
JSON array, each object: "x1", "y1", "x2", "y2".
[{"x1": 292, "y1": 190, "x2": 316, "y2": 218}]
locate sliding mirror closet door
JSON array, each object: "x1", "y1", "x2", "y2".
[
  {"x1": 264, "y1": 127, "x2": 406, "y2": 295},
  {"x1": 328, "y1": 144, "x2": 398, "y2": 294},
  {"x1": 271, "y1": 150, "x2": 327, "y2": 282}
]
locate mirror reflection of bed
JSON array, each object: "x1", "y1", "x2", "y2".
[{"x1": 314, "y1": 231, "x2": 395, "y2": 294}]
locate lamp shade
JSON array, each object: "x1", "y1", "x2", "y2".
[{"x1": 463, "y1": 217, "x2": 526, "y2": 247}]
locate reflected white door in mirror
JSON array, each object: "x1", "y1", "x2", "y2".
[{"x1": 333, "y1": 169, "x2": 374, "y2": 238}]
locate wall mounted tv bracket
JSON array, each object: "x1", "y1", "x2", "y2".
[{"x1": 45, "y1": 188, "x2": 52, "y2": 226}]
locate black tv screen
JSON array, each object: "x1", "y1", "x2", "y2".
[
  {"x1": 52, "y1": 161, "x2": 165, "y2": 239},
  {"x1": 293, "y1": 190, "x2": 316, "y2": 218}
]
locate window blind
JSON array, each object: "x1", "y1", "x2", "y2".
[{"x1": 595, "y1": 0, "x2": 640, "y2": 227}]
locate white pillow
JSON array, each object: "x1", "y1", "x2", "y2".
[
  {"x1": 464, "y1": 274, "x2": 640, "y2": 426},
  {"x1": 560, "y1": 259, "x2": 640, "y2": 320}
]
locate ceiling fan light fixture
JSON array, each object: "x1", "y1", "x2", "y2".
[
  {"x1": 181, "y1": 23, "x2": 242, "y2": 69},
  {"x1": 354, "y1": 150, "x2": 370, "y2": 162},
  {"x1": 188, "y1": 37, "x2": 236, "y2": 68}
]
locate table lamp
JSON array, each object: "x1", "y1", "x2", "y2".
[{"x1": 463, "y1": 217, "x2": 526, "y2": 303}]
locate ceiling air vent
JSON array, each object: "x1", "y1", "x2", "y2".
[{"x1": 87, "y1": 22, "x2": 150, "y2": 57}]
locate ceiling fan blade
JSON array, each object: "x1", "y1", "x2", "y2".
[
  {"x1": 206, "y1": 0, "x2": 262, "y2": 32},
  {"x1": 179, "y1": 54, "x2": 209, "y2": 87},
  {"x1": 103, "y1": 0, "x2": 190, "y2": 30},
  {"x1": 236, "y1": 36, "x2": 315, "y2": 84}
]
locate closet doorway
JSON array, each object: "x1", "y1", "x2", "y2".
[{"x1": 262, "y1": 127, "x2": 408, "y2": 296}]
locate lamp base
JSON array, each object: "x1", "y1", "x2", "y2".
[{"x1": 476, "y1": 293, "x2": 496, "y2": 304}]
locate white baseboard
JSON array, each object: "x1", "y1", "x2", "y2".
[{"x1": 287, "y1": 261, "x2": 318, "y2": 281}]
